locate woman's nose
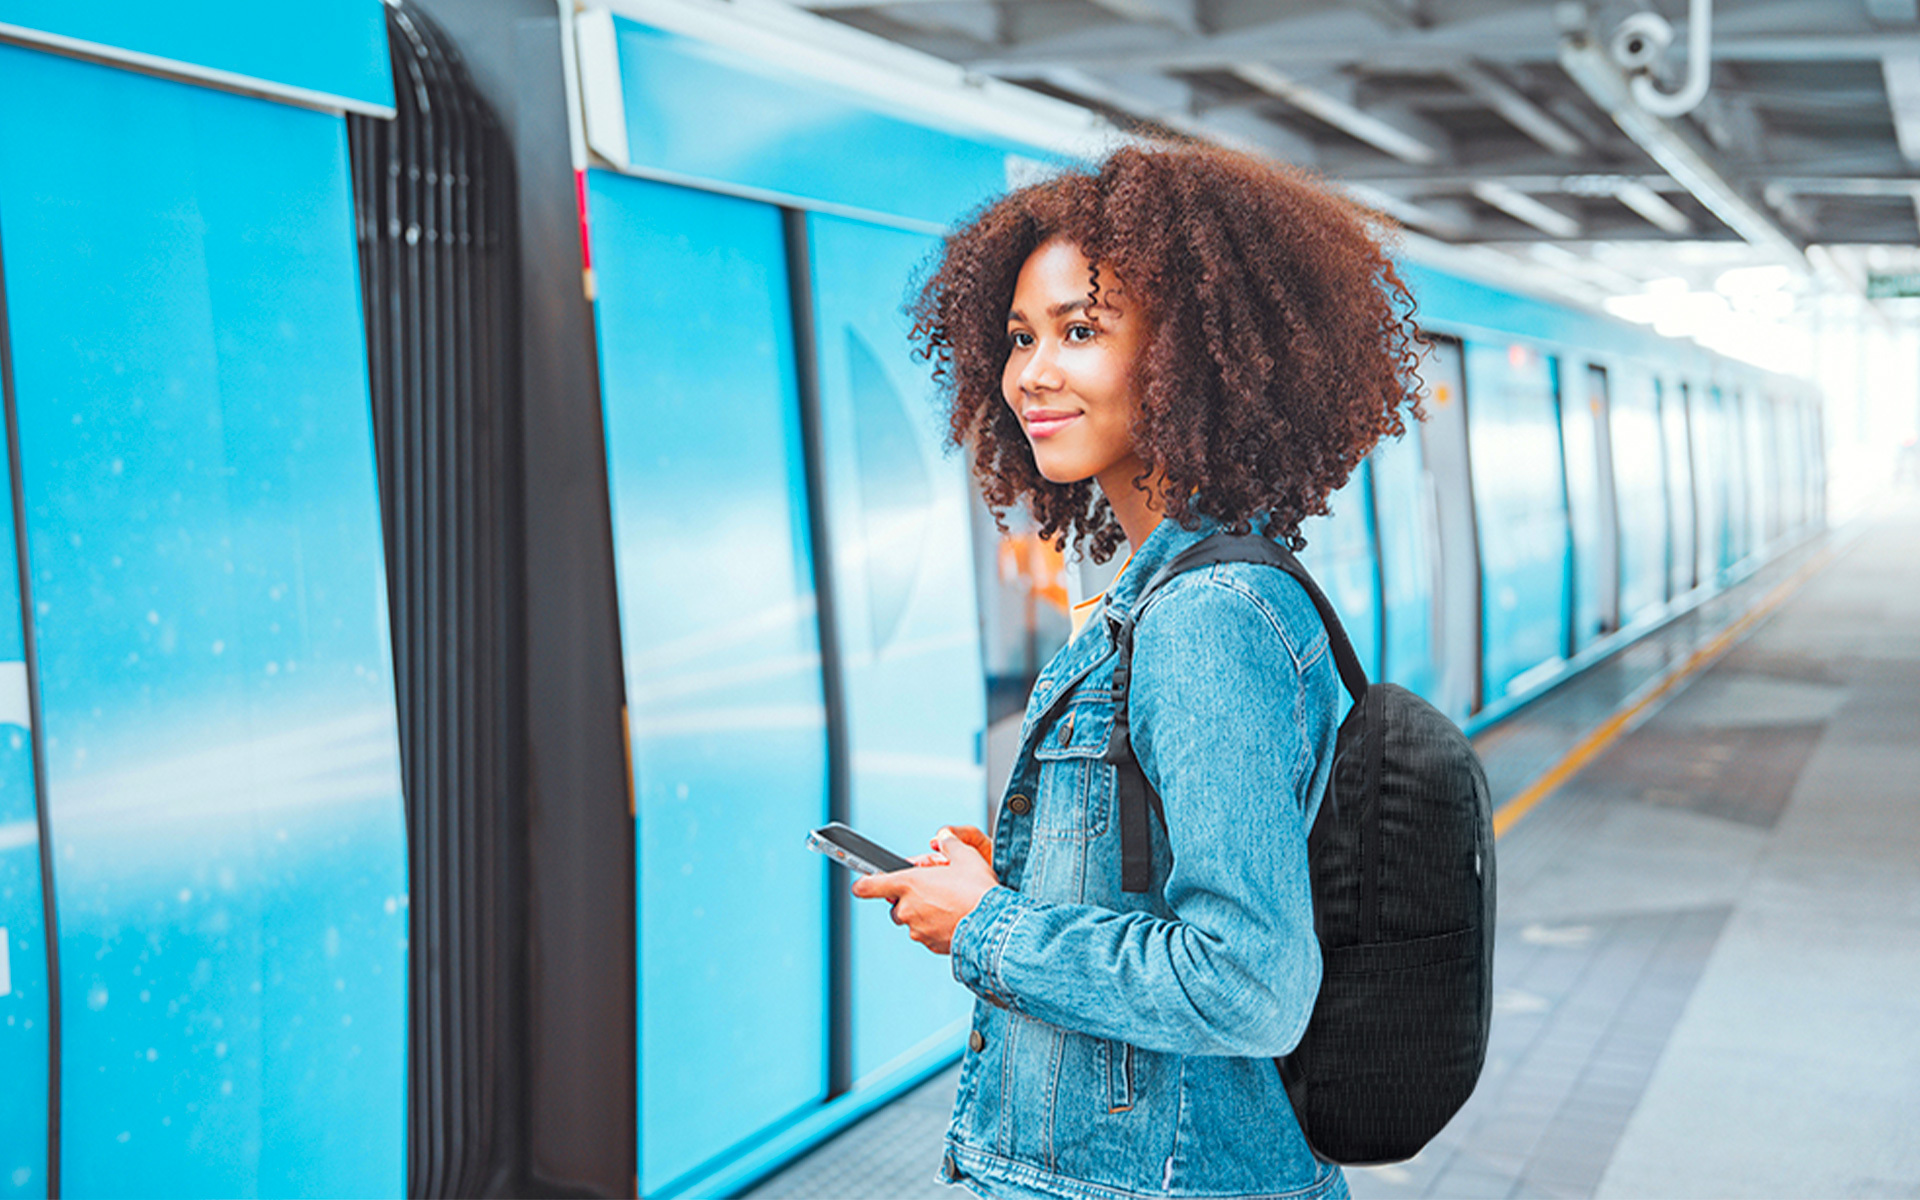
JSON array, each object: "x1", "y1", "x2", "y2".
[{"x1": 1018, "y1": 340, "x2": 1064, "y2": 394}]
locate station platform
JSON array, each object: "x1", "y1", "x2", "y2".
[{"x1": 742, "y1": 498, "x2": 1920, "y2": 1200}]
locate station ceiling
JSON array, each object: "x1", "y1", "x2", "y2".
[{"x1": 787, "y1": 0, "x2": 1920, "y2": 257}]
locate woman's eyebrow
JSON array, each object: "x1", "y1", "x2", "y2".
[{"x1": 1006, "y1": 298, "x2": 1095, "y2": 323}]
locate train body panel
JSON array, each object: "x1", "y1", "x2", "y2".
[
  {"x1": 0, "y1": 42, "x2": 406, "y2": 1198},
  {"x1": 0, "y1": 0, "x2": 393, "y2": 114}
]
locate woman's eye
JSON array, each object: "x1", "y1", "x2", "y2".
[
  {"x1": 1066, "y1": 323, "x2": 1097, "y2": 343},
  {"x1": 1008, "y1": 330, "x2": 1033, "y2": 349}
]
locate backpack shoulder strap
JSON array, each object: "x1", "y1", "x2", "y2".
[
  {"x1": 1145, "y1": 533, "x2": 1369, "y2": 703},
  {"x1": 1106, "y1": 531, "x2": 1369, "y2": 893}
]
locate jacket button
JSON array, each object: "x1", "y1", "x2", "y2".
[
  {"x1": 1007, "y1": 794, "x2": 1032, "y2": 816},
  {"x1": 969, "y1": 1029, "x2": 986, "y2": 1053}
]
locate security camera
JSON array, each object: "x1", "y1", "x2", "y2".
[{"x1": 1610, "y1": 12, "x2": 1675, "y2": 73}]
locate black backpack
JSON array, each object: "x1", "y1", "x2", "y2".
[{"x1": 1099, "y1": 531, "x2": 1494, "y2": 1165}]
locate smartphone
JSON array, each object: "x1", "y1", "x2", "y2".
[{"x1": 806, "y1": 822, "x2": 914, "y2": 875}]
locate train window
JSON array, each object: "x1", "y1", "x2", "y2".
[
  {"x1": 1667, "y1": 380, "x2": 1700, "y2": 596},
  {"x1": 1463, "y1": 342, "x2": 1572, "y2": 704},
  {"x1": 1563, "y1": 364, "x2": 1620, "y2": 650},
  {"x1": 1612, "y1": 371, "x2": 1669, "y2": 626},
  {"x1": 1298, "y1": 461, "x2": 1383, "y2": 687},
  {"x1": 803, "y1": 212, "x2": 985, "y2": 1088},
  {"x1": 973, "y1": 498, "x2": 1070, "y2": 723}
]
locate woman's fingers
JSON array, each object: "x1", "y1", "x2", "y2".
[
  {"x1": 945, "y1": 824, "x2": 993, "y2": 867},
  {"x1": 850, "y1": 869, "x2": 908, "y2": 901}
]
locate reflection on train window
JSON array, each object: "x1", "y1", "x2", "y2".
[{"x1": 973, "y1": 497, "x2": 1071, "y2": 724}]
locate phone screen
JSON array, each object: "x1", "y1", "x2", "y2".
[{"x1": 811, "y1": 823, "x2": 913, "y2": 874}]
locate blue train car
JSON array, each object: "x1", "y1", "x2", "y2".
[{"x1": 0, "y1": 0, "x2": 1826, "y2": 1197}]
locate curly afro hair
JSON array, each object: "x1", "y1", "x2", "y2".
[{"x1": 909, "y1": 141, "x2": 1424, "y2": 563}]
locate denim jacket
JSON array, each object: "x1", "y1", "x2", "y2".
[{"x1": 941, "y1": 514, "x2": 1349, "y2": 1200}]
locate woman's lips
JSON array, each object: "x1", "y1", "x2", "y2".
[{"x1": 1025, "y1": 412, "x2": 1081, "y2": 438}]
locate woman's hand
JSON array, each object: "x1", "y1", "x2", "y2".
[
  {"x1": 905, "y1": 823, "x2": 992, "y2": 869},
  {"x1": 851, "y1": 828, "x2": 998, "y2": 955}
]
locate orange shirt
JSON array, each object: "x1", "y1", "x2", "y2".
[{"x1": 1068, "y1": 545, "x2": 1137, "y2": 638}]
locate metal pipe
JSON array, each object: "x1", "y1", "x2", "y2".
[{"x1": 1632, "y1": 0, "x2": 1714, "y2": 117}]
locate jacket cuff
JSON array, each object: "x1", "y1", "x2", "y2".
[{"x1": 950, "y1": 885, "x2": 1030, "y2": 1009}]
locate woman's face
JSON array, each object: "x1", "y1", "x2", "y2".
[{"x1": 1002, "y1": 238, "x2": 1149, "y2": 488}]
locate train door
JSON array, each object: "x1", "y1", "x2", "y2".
[
  {"x1": 1563, "y1": 364, "x2": 1620, "y2": 649},
  {"x1": 800, "y1": 213, "x2": 986, "y2": 1086},
  {"x1": 585, "y1": 174, "x2": 831, "y2": 1196},
  {"x1": 0, "y1": 44, "x2": 409, "y2": 1197},
  {"x1": 1663, "y1": 380, "x2": 1698, "y2": 598},
  {"x1": 1412, "y1": 338, "x2": 1478, "y2": 724},
  {"x1": 1464, "y1": 341, "x2": 1571, "y2": 707},
  {"x1": 1371, "y1": 424, "x2": 1441, "y2": 706},
  {"x1": 1610, "y1": 370, "x2": 1667, "y2": 627},
  {"x1": 1298, "y1": 463, "x2": 1383, "y2": 686}
]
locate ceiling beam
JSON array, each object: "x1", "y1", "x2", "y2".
[
  {"x1": 1470, "y1": 181, "x2": 1583, "y2": 237},
  {"x1": 1613, "y1": 181, "x2": 1695, "y2": 233},
  {"x1": 968, "y1": 6, "x2": 1565, "y2": 75},
  {"x1": 1449, "y1": 64, "x2": 1584, "y2": 156},
  {"x1": 1342, "y1": 184, "x2": 1476, "y2": 239},
  {"x1": 867, "y1": 2, "x2": 1001, "y2": 44},
  {"x1": 1229, "y1": 64, "x2": 1449, "y2": 165},
  {"x1": 1882, "y1": 51, "x2": 1920, "y2": 162},
  {"x1": 1033, "y1": 66, "x2": 1320, "y2": 166},
  {"x1": 1342, "y1": 171, "x2": 1688, "y2": 195},
  {"x1": 1084, "y1": 0, "x2": 1201, "y2": 35}
]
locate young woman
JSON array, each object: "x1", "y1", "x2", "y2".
[{"x1": 852, "y1": 143, "x2": 1423, "y2": 1200}]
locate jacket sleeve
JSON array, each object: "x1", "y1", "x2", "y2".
[{"x1": 949, "y1": 574, "x2": 1334, "y2": 1057}]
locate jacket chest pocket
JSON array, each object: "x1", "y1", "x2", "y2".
[{"x1": 1030, "y1": 694, "x2": 1115, "y2": 841}]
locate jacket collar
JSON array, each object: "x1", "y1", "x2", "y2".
[
  {"x1": 1098, "y1": 511, "x2": 1228, "y2": 625},
  {"x1": 1019, "y1": 512, "x2": 1228, "y2": 739}
]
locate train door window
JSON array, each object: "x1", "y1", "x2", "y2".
[
  {"x1": 1686, "y1": 381, "x2": 1725, "y2": 589},
  {"x1": 803, "y1": 212, "x2": 985, "y2": 1087},
  {"x1": 1412, "y1": 336, "x2": 1479, "y2": 724},
  {"x1": 1770, "y1": 397, "x2": 1797, "y2": 537},
  {"x1": 1723, "y1": 388, "x2": 1750, "y2": 564},
  {"x1": 0, "y1": 47, "x2": 408, "y2": 1195},
  {"x1": 1663, "y1": 379, "x2": 1697, "y2": 597},
  {"x1": 1563, "y1": 364, "x2": 1618, "y2": 651},
  {"x1": 1371, "y1": 416, "x2": 1441, "y2": 707},
  {"x1": 1611, "y1": 370, "x2": 1668, "y2": 627},
  {"x1": 1464, "y1": 341, "x2": 1571, "y2": 706},
  {"x1": 583, "y1": 173, "x2": 831, "y2": 1195},
  {"x1": 1298, "y1": 460, "x2": 1383, "y2": 687},
  {"x1": 1748, "y1": 391, "x2": 1778, "y2": 548},
  {"x1": 1712, "y1": 384, "x2": 1743, "y2": 572}
]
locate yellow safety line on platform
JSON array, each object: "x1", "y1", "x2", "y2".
[{"x1": 1491, "y1": 546, "x2": 1840, "y2": 840}]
